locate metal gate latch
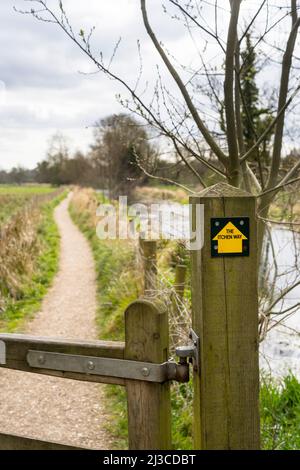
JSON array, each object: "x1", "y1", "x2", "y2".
[{"x1": 175, "y1": 329, "x2": 200, "y2": 373}]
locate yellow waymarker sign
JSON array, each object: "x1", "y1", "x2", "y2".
[{"x1": 213, "y1": 221, "x2": 247, "y2": 254}]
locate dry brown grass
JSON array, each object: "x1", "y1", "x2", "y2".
[
  {"x1": 0, "y1": 188, "x2": 64, "y2": 312},
  {"x1": 0, "y1": 206, "x2": 40, "y2": 311},
  {"x1": 71, "y1": 187, "x2": 99, "y2": 226},
  {"x1": 71, "y1": 186, "x2": 192, "y2": 352},
  {"x1": 133, "y1": 186, "x2": 188, "y2": 204},
  {"x1": 136, "y1": 239, "x2": 191, "y2": 354}
]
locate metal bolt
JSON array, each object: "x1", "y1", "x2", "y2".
[
  {"x1": 141, "y1": 367, "x2": 150, "y2": 377},
  {"x1": 87, "y1": 361, "x2": 95, "y2": 371},
  {"x1": 215, "y1": 221, "x2": 220, "y2": 227},
  {"x1": 38, "y1": 354, "x2": 45, "y2": 365},
  {"x1": 214, "y1": 245, "x2": 218, "y2": 250},
  {"x1": 240, "y1": 220, "x2": 244, "y2": 226}
]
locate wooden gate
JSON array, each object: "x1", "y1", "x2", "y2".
[
  {"x1": 0, "y1": 183, "x2": 260, "y2": 450},
  {"x1": 0, "y1": 299, "x2": 188, "y2": 450}
]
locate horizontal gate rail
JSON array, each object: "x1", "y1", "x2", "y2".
[
  {"x1": 0, "y1": 333, "x2": 126, "y2": 386},
  {"x1": 0, "y1": 332, "x2": 187, "y2": 385},
  {"x1": 0, "y1": 432, "x2": 86, "y2": 450},
  {"x1": 0, "y1": 300, "x2": 175, "y2": 450}
]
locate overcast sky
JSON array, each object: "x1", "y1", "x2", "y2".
[
  {"x1": 0, "y1": 0, "x2": 296, "y2": 170},
  {"x1": 0, "y1": 0, "x2": 192, "y2": 169}
]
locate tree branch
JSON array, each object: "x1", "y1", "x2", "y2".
[
  {"x1": 234, "y1": 39, "x2": 251, "y2": 192},
  {"x1": 168, "y1": 0, "x2": 226, "y2": 53},
  {"x1": 224, "y1": 0, "x2": 241, "y2": 185},
  {"x1": 140, "y1": 0, "x2": 228, "y2": 166},
  {"x1": 240, "y1": 82, "x2": 300, "y2": 163},
  {"x1": 134, "y1": 149, "x2": 199, "y2": 194},
  {"x1": 266, "y1": 4, "x2": 300, "y2": 188},
  {"x1": 172, "y1": 140, "x2": 207, "y2": 188},
  {"x1": 258, "y1": 175, "x2": 300, "y2": 197},
  {"x1": 21, "y1": 0, "x2": 227, "y2": 183}
]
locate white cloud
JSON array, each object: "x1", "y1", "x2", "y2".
[
  {"x1": 0, "y1": 0, "x2": 298, "y2": 169},
  {"x1": 0, "y1": 126, "x2": 94, "y2": 170}
]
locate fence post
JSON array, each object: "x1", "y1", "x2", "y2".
[
  {"x1": 125, "y1": 299, "x2": 172, "y2": 450},
  {"x1": 190, "y1": 182, "x2": 260, "y2": 450},
  {"x1": 139, "y1": 239, "x2": 157, "y2": 293},
  {"x1": 174, "y1": 264, "x2": 187, "y2": 300}
]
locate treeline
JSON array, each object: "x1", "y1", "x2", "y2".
[
  {"x1": 0, "y1": 114, "x2": 153, "y2": 197},
  {"x1": 35, "y1": 114, "x2": 160, "y2": 198},
  {"x1": 0, "y1": 167, "x2": 36, "y2": 185},
  {"x1": 1, "y1": 112, "x2": 298, "y2": 198},
  {"x1": 0, "y1": 113, "x2": 208, "y2": 197},
  {"x1": 0, "y1": 114, "x2": 167, "y2": 197}
]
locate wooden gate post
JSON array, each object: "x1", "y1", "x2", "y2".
[
  {"x1": 190, "y1": 183, "x2": 260, "y2": 450},
  {"x1": 125, "y1": 299, "x2": 172, "y2": 450}
]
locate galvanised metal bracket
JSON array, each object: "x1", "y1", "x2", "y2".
[
  {"x1": 175, "y1": 328, "x2": 200, "y2": 373},
  {"x1": 26, "y1": 350, "x2": 189, "y2": 384}
]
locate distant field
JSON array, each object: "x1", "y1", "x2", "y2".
[
  {"x1": 0, "y1": 184, "x2": 56, "y2": 195},
  {"x1": 0, "y1": 185, "x2": 56, "y2": 224}
]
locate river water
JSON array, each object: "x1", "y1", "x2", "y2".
[{"x1": 260, "y1": 228, "x2": 300, "y2": 379}]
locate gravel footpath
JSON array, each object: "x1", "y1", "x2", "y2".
[{"x1": 0, "y1": 194, "x2": 112, "y2": 449}]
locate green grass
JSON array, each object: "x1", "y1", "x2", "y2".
[
  {"x1": 171, "y1": 382, "x2": 193, "y2": 449},
  {"x1": 70, "y1": 190, "x2": 194, "y2": 450},
  {"x1": 261, "y1": 374, "x2": 300, "y2": 450},
  {"x1": 170, "y1": 372, "x2": 300, "y2": 450},
  {"x1": 0, "y1": 185, "x2": 57, "y2": 224},
  {"x1": 0, "y1": 191, "x2": 66, "y2": 332},
  {"x1": 69, "y1": 196, "x2": 139, "y2": 342},
  {"x1": 70, "y1": 192, "x2": 142, "y2": 449},
  {"x1": 0, "y1": 184, "x2": 56, "y2": 195}
]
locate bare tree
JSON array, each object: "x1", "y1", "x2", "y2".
[
  {"x1": 17, "y1": 0, "x2": 300, "y2": 335},
  {"x1": 17, "y1": 1, "x2": 300, "y2": 199},
  {"x1": 90, "y1": 113, "x2": 157, "y2": 198}
]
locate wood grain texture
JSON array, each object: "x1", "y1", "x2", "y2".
[
  {"x1": 190, "y1": 182, "x2": 260, "y2": 450},
  {"x1": 125, "y1": 299, "x2": 172, "y2": 450},
  {"x1": 0, "y1": 432, "x2": 86, "y2": 450},
  {"x1": 0, "y1": 333, "x2": 125, "y2": 385}
]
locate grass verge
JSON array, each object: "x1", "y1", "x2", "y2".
[
  {"x1": 70, "y1": 189, "x2": 141, "y2": 449},
  {"x1": 260, "y1": 374, "x2": 300, "y2": 450},
  {"x1": 69, "y1": 188, "x2": 193, "y2": 449},
  {"x1": 0, "y1": 191, "x2": 67, "y2": 332}
]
